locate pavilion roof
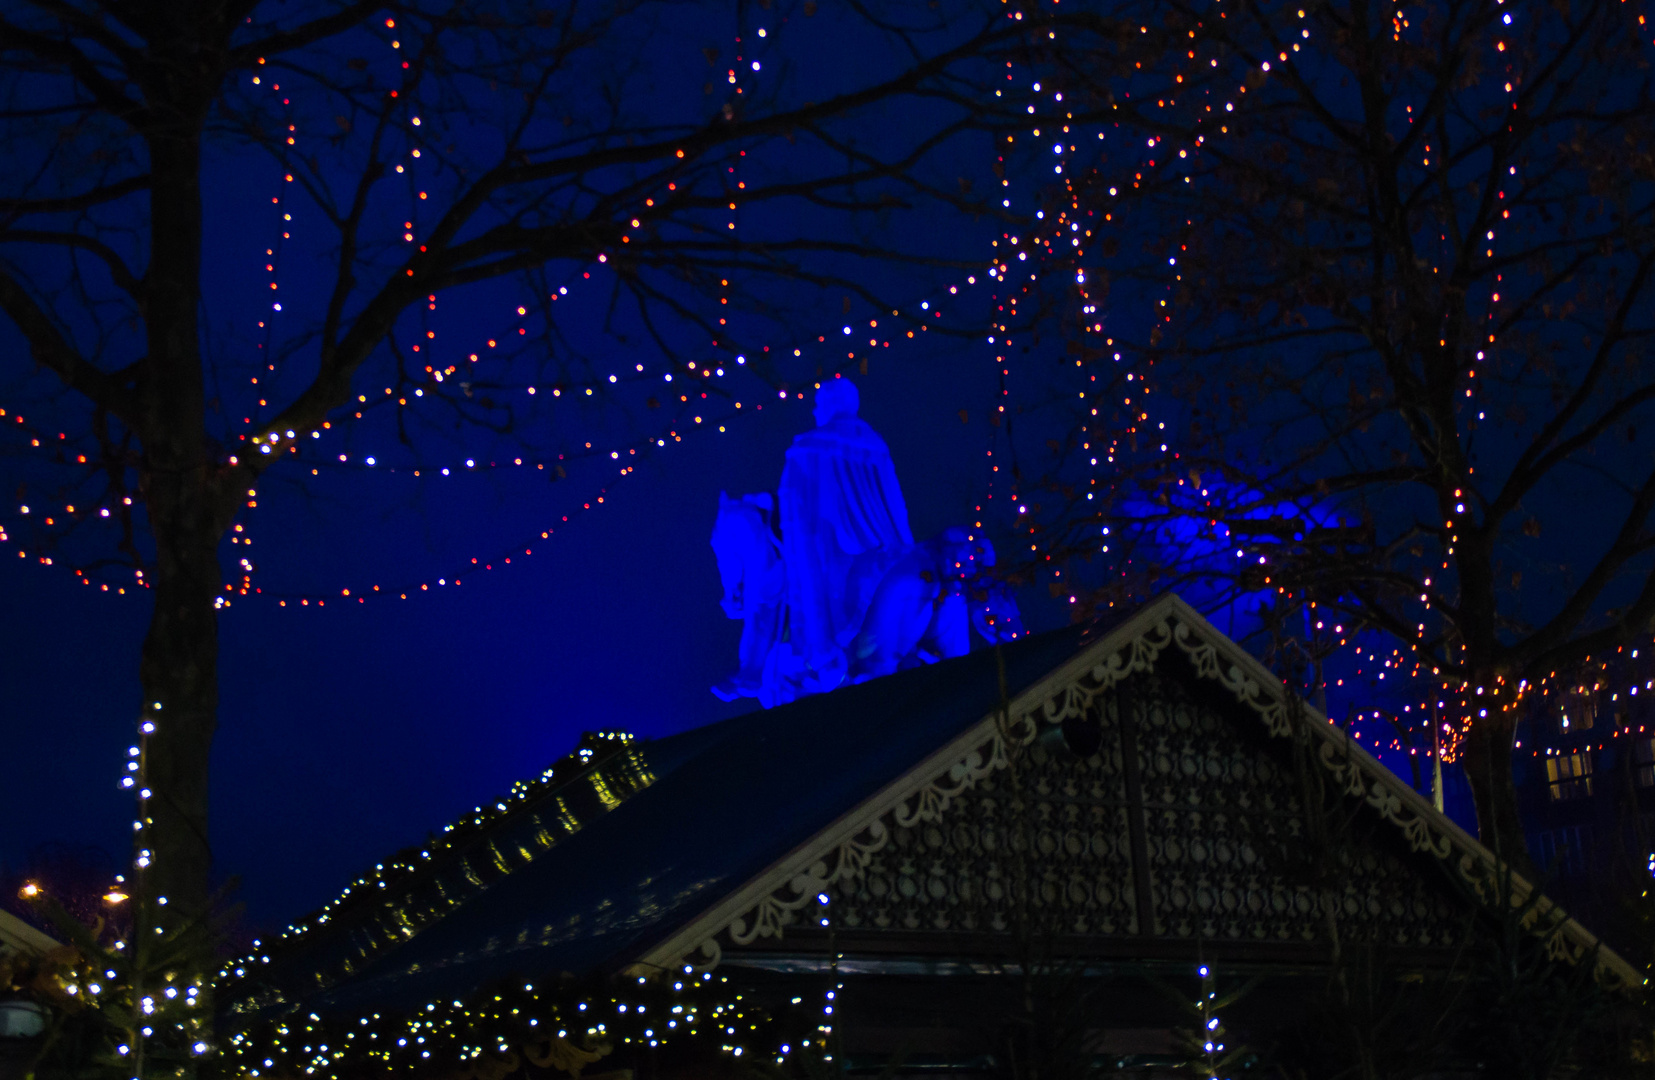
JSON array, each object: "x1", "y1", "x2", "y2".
[
  {"x1": 226, "y1": 620, "x2": 1090, "y2": 1020},
  {"x1": 224, "y1": 593, "x2": 1637, "y2": 1024}
]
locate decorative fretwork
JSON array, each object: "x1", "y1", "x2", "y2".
[
  {"x1": 834, "y1": 720, "x2": 1140, "y2": 937},
  {"x1": 1127, "y1": 674, "x2": 1463, "y2": 948},
  {"x1": 662, "y1": 598, "x2": 1634, "y2": 988},
  {"x1": 720, "y1": 730, "x2": 1018, "y2": 948},
  {"x1": 824, "y1": 673, "x2": 1463, "y2": 951}
]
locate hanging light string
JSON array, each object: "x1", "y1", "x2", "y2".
[
  {"x1": 2, "y1": 273, "x2": 986, "y2": 604},
  {"x1": 208, "y1": 19, "x2": 1655, "y2": 1075},
  {"x1": 983, "y1": 0, "x2": 1655, "y2": 781},
  {"x1": 4, "y1": 5, "x2": 991, "y2": 603},
  {"x1": 215, "y1": 734, "x2": 819, "y2": 1076},
  {"x1": 211, "y1": 0, "x2": 1038, "y2": 1016},
  {"x1": 6, "y1": 5, "x2": 1027, "y2": 605},
  {"x1": 0, "y1": 12, "x2": 992, "y2": 1074},
  {"x1": 1040, "y1": 5, "x2": 1409, "y2": 761},
  {"x1": 219, "y1": 966, "x2": 818, "y2": 1078},
  {"x1": 73, "y1": 6, "x2": 1655, "y2": 1073}
]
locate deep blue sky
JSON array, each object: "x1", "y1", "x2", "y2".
[
  {"x1": 0, "y1": 0, "x2": 1056, "y2": 931},
  {"x1": 0, "y1": 292, "x2": 1035, "y2": 931},
  {"x1": 0, "y1": 0, "x2": 1534, "y2": 933}
]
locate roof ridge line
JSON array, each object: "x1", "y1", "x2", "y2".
[
  {"x1": 631, "y1": 593, "x2": 1641, "y2": 990},
  {"x1": 628, "y1": 596, "x2": 1185, "y2": 975}
]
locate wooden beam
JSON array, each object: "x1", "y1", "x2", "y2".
[{"x1": 0, "y1": 908, "x2": 59, "y2": 956}]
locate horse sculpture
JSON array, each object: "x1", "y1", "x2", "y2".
[
  {"x1": 712, "y1": 497, "x2": 1023, "y2": 707},
  {"x1": 709, "y1": 492, "x2": 786, "y2": 705}
]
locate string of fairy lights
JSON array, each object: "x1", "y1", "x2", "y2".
[
  {"x1": 2, "y1": 0, "x2": 1643, "y2": 843},
  {"x1": 237, "y1": 2, "x2": 1655, "y2": 1073},
  {"x1": 205, "y1": 732, "x2": 844, "y2": 1077},
  {"x1": 991, "y1": 0, "x2": 1655, "y2": 790},
  {"x1": 206, "y1": 12, "x2": 1315, "y2": 1068},
  {"x1": 13, "y1": 2, "x2": 1655, "y2": 1075},
  {"x1": 210, "y1": 9, "x2": 1014, "y2": 1073},
  {"x1": 0, "y1": 20, "x2": 988, "y2": 610},
  {"x1": 217, "y1": 966, "x2": 838, "y2": 1077},
  {"x1": 0, "y1": 5, "x2": 1645, "y2": 733},
  {"x1": 5, "y1": 7, "x2": 1010, "y2": 1075},
  {"x1": 1, "y1": 15, "x2": 982, "y2": 603}
]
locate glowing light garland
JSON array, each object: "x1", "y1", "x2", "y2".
[
  {"x1": 12, "y1": 4, "x2": 1655, "y2": 1073},
  {"x1": 218, "y1": 967, "x2": 816, "y2": 1078},
  {"x1": 0, "y1": 1, "x2": 1637, "y2": 814},
  {"x1": 0, "y1": 13, "x2": 1014, "y2": 1075},
  {"x1": 5, "y1": 8, "x2": 1016, "y2": 613},
  {"x1": 989, "y1": 0, "x2": 1655, "y2": 801},
  {"x1": 209, "y1": 731, "x2": 845, "y2": 1078}
]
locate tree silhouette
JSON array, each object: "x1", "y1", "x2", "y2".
[
  {"x1": 1021, "y1": 0, "x2": 1655, "y2": 863},
  {"x1": 0, "y1": 0, "x2": 1048, "y2": 969}
]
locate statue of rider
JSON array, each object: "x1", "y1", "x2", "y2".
[{"x1": 778, "y1": 377, "x2": 913, "y2": 694}]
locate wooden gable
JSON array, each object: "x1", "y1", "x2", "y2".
[{"x1": 637, "y1": 594, "x2": 1635, "y2": 985}]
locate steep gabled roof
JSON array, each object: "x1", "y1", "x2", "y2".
[
  {"x1": 226, "y1": 620, "x2": 1091, "y2": 1020},
  {"x1": 226, "y1": 593, "x2": 1637, "y2": 1024}
]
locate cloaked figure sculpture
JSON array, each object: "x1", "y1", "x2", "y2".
[
  {"x1": 779, "y1": 378, "x2": 914, "y2": 694},
  {"x1": 712, "y1": 378, "x2": 1023, "y2": 707}
]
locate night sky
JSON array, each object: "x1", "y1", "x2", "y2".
[
  {"x1": 0, "y1": 1, "x2": 1046, "y2": 932},
  {"x1": 0, "y1": 214, "x2": 1030, "y2": 933},
  {"x1": 0, "y1": 0, "x2": 1504, "y2": 935}
]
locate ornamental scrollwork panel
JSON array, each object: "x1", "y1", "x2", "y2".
[
  {"x1": 703, "y1": 609, "x2": 1574, "y2": 970},
  {"x1": 1129, "y1": 677, "x2": 1464, "y2": 949},
  {"x1": 893, "y1": 733, "x2": 1013, "y2": 829},
  {"x1": 1132, "y1": 682, "x2": 1312, "y2": 942},
  {"x1": 1167, "y1": 616, "x2": 1456, "y2": 864},
  {"x1": 722, "y1": 724, "x2": 1025, "y2": 948},
  {"x1": 1030, "y1": 619, "x2": 1175, "y2": 729},
  {"x1": 727, "y1": 821, "x2": 893, "y2": 945},
  {"x1": 833, "y1": 717, "x2": 1141, "y2": 938},
  {"x1": 728, "y1": 894, "x2": 793, "y2": 946},
  {"x1": 823, "y1": 669, "x2": 1464, "y2": 952}
]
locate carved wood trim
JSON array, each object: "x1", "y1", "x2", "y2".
[{"x1": 630, "y1": 593, "x2": 1639, "y2": 990}]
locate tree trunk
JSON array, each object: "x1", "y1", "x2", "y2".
[
  {"x1": 136, "y1": 481, "x2": 221, "y2": 922},
  {"x1": 136, "y1": 116, "x2": 223, "y2": 931},
  {"x1": 1460, "y1": 713, "x2": 1532, "y2": 874}
]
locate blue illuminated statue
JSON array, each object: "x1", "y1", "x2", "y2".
[
  {"x1": 712, "y1": 378, "x2": 1023, "y2": 707},
  {"x1": 779, "y1": 378, "x2": 914, "y2": 694},
  {"x1": 709, "y1": 492, "x2": 786, "y2": 703}
]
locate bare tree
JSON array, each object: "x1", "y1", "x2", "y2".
[
  {"x1": 0, "y1": 0, "x2": 1046, "y2": 968},
  {"x1": 1013, "y1": 0, "x2": 1655, "y2": 863}
]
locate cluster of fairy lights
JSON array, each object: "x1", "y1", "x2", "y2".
[
  {"x1": 10, "y1": 0, "x2": 1655, "y2": 1071},
  {"x1": 1197, "y1": 963, "x2": 1229, "y2": 1074},
  {"x1": 218, "y1": 967, "x2": 831, "y2": 1077},
  {"x1": 206, "y1": 1, "x2": 1561, "y2": 1063},
  {"x1": 990, "y1": 0, "x2": 1655, "y2": 794},
  {"x1": 217, "y1": 730, "x2": 635, "y2": 970},
  {"x1": 0, "y1": 11, "x2": 980, "y2": 609},
  {"x1": 233, "y1": 1, "x2": 1650, "y2": 1068},
  {"x1": 16, "y1": 704, "x2": 214, "y2": 1072},
  {"x1": 211, "y1": 748, "x2": 846, "y2": 1078},
  {"x1": 5, "y1": 887, "x2": 215, "y2": 1070},
  {"x1": 989, "y1": 7, "x2": 1338, "y2": 723},
  {"x1": 4, "y1": 10, "x2": 955, "y2": 1073}
]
